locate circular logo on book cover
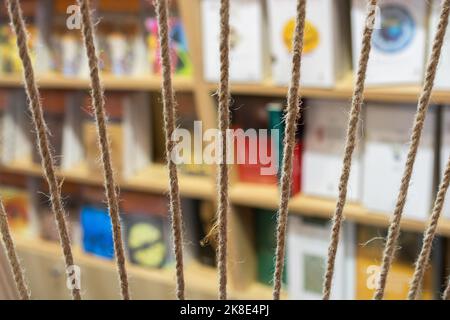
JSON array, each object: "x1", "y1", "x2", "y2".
[
  {"x1": 372, "y1": 5, "x2": 415, "y2": 53},
  {"x1": 283, "y1": 19, "x2": 319, "y2": 54}
]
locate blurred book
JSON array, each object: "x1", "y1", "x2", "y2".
[
  {"x1": 36, "y1": 184, "x2": 81, "y2": 247},
  {"x1": 120, "y1": 191, "x2": 172, "y2": 269},
  {"x1": 441, "y1": 106, "x2": 450, "y2": 220},
  {"x1": 61, "y1": 92, "x2": 86, "y2": 170},
  {"x1": 267, "y1": 102, "x2": 301, "y2": 196},
  {"x1": 362, "y1": 103, "x2": 436, "y2": 220},
  {"x1": 31, "y1": 91, "x2": 65, "y2": 167},
  {"x1": 356, "y1": 225, "x2": 436, "y2": 299},
  {"x1": 80, "y1": 205, "x2": 114, "y2": 260},
  {"x1": 302, "y1": 99, "x2": 362, "y2": 201},
  {"x1": 267, "y1": 0, "x2": 350, "y2": 88},
  {"x1": 201, "y1": 0, "x2": 266, "y2": 83},
  {"x1": 287, "y1": 215, "x2": 356, "y2": 300},
  {"x1": 1, "y1": 90, "x2": 32, "y2": 164},
  {"x1": 181, "y1": 198, "x2": 216, "y2": 267},
  {"x1": 145, "y1": 16, "x2": 192, "y2": 76},
  {"x1": 429, "y1": 0, "x2": 450, "y2": 90},
  {"x1": 83, "y1": 92, "x2": 125, "y2": 177},
  {"x1": 123, "y1": 92, "x2": 152, "y2": 178},
  {"x1": 255, "y1": 209, "x2": 286, "y2": 286},
  {"x1": 352, "y1": 0, "x2": 426, "y2": 85},
  {"x1": 0, "y1": 186, "x2": 31, "y2": 235},
  {"x1": 0, "y1": 0, "x2": 41, "y2": 74}
]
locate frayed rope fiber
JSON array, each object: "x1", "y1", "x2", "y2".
[
  {"x1": 77, "y1": 0, "x2": 130, "y2": 300},
  {"x1": 6, "y1": 0, "x2": 80, "y2": 300},
  {"x1": 272, "y1": 0, "x2": 306, "y2": 301},
  {"x1": 322, "y1": 0, "x2": 378, "y2": 300},
  {"x1": 374, "y1": 0, "x2": 450, "y2": 300},
  {"x1": 0, "y1": 199, "x2": 30, "y2": 299},
  {"x1": 155, "y1": 0, "x2": 186, "y2": 300},
  {"x1": 216, "y1": 0, "x2": 231, "y2": 301}
]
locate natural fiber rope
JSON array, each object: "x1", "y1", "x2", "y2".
[
  {"x1": 408, "y1": 155, "x2": 450, "y2": 299},
  {"x1": 322, "y1": 0, "x2": 378, "y2": 300},
  {"x1": 155, "y1": 0, "x2": 185, "y2": 300},
  {"x1": 77, "y1": 0, "x2": 130, "y2": 300},
  {"x1": 0, "y1": 199, "x2": 30, "y2": 299},
  {"x1": 444, "y1": 277, "x2": 450, "y2": 300},
  {"x1": 216, "y1": 0, "x2": 230, "y2": 301},
  {"x1": 6, "y1": 0, "x2": 81, "y2": 300},
  {"x1": 374, "y1": 0, "x2": 450, "y2": 300},
  {"x1": 272, "y1": 0, "x2": 306, "y2": 300}
]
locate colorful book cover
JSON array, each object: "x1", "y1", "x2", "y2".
[
  {"x1": 122, "y1": 213, "x2": 171, "y2": 269},
  {"x1": 267, "y1": 103, "x2": 302, "y2": 195},
  {"x1": 0, "y1": 187, "x2": 30, "y2": 234},
  {"x1": 145, "y1": 17, "x2": 192, "y2": 76},
  {"x1": 356, "y1": 225, "x2": 435, "y2": 300},
  {"x1": 80, "y1": 205, "x2": 114, "y2": 260}
]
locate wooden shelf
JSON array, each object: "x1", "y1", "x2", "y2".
[
  {"x1": 0, "y1": 73, "x2": 194, "y2": 91},
  {"x1": 13, "y1": 234, "x2": 276, "y2": 300},
  {"x1": 0, "y1": 161, "x2": 214, "y2": 200},
  {"x1": 4, "y1": 161, "x2": 450, "y2": 237},
  {"x1": 207, "y1": 72, "x2": 450, "y2": 104},
  {"x1": 229, "y1": 183, "x2": 450, "y2": 237}
]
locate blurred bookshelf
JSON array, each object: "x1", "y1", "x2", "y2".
[{"x1": 1, "y1": 0, "x2": 450, "y2": 300}]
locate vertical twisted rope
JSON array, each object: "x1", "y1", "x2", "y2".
[
  {"x1": 408, "y1": 155, "x2": 450, "y2": 299},
  {"x1": 216, "y1": 0, "x2": 230, "y2": 300},
  {"x1": 6, "y1": 0, "x2": 81, "y2": 300},
  {"x1": 374, "y1": 0, "x2": 450, "y2": 300},
  {"x1": 77, "y1": 0, "x2": 130, "y2": 300},
  {"x1": 322, "y1": 0, "x2": 377, "y2": 300},
  {"x1": 444, "y1": 277, "x2": 450, "y2": 300},
  {"x1": 155, "y1": 0, "x2": 185, "y2": 300},
  {"x1": 272, "y1": 0, "x2": 306, "y2": 300},
  {"x1": 0, "y1": 200, "x2": 30, "y2": 299}
]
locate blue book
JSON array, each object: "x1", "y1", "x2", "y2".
[{"x1": 81, "y1": 205, "x2": 114, "y2": 260}]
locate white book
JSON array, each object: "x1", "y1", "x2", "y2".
[
  {"x1": 2, "y1": 91, "x2": 32, "y2": 164},
  {"x1": 429, "y1": 0, "x2": 450, "y2": 90},
  {"x1": 267, "y1": 0, "x2": 350, "y2": 88},
  {"x1": 123, "y1": 93, "x2": 152, "y2": 178},
  {"x1": 362, "y1": 104, "x2": 436, "y2": 220},
  {"x1": 287, "y1": 216, "x2": 356, "y2": 300},
  {"x1": 351, "y1": 0, "x2": 427, "y2": 86},
  {"x1": 302, "y1": 100, "x2": 363, "y2": 201},
  {"x1": 440, "y1": 106, "x2": 450, "y2": 220},
  {"x1": 202, "y1": 0, "x2": 265, "y2": 83},
  {"x1": 61, "y1": 92, "x2": 85, "y2": 170}
]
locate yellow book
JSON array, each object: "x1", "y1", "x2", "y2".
[{"x1": 356, "y1": 226, "x2": 434, "y2": 300}]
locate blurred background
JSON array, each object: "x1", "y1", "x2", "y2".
[{"x1": 0, "y1": 0, "x2": 449, "y2": 300}]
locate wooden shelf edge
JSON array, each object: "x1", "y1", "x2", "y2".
[
  {"x1": 0, "y1": 162, "x2": 214, "y2": 200},
  {"x1": 205, "y1": 72, "x2": 450, "y2": 104},
  {"x1": 0, "y1": 73, "x2": 194, "y2": 91},
  {"x1": 229, "y1": 182, "x2": 450, "y2": 237},
  {"x1": 13, "y1": 234, "x2": 276, "y2": 300}
]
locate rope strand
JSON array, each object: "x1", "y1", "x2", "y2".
[
  {"x1": 77, "y1": 0, "x2": 130, "y2": 300},
  {"x1": 374, "y1": 0, "x2": 450, "y2": 300},
  {"x1": 408, "y1": 155, "x2": 450, "y2": 299},
  {"x1": 155, "y1": 0, "x2": 185, "y2": 300},
  {"x1": 216, "y1": 0, "x2": 231, "y2": 300},
  {"x1": 443, "y1": 276, "x2": 450, "y2": 300},
  {"x1": 322, "y1": 0, "x2": 378, "y2": 300},
  {"x1": 0, "y1": 199, "x2": 30, "y2": 299},
  {"x1": 6, "y1": 0, "x2": 81, "y2": 300},
  {"x1": 272, "y1": 0, "x2": 306, "y2": 300}
]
